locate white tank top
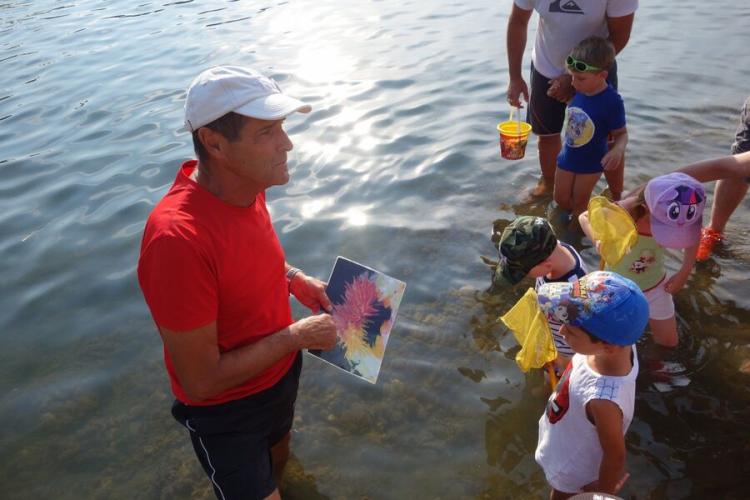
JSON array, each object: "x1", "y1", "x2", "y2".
[{"x1": 535, "y1": 346, "x2": 638, "y2": 493}]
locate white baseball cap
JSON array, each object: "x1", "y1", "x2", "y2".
[{"x1": 184, "y1": 66, "x2": 312, "y2": 132}]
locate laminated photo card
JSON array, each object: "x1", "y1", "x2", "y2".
[{"x1": 309, "y1": 257, "x2": 406, "y2": 384}]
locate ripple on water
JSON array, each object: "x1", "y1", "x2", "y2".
[{"x1": 2, "y1": 0, "x2": 750, "y2": 498}]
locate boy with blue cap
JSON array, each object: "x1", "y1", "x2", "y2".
[{"x1": 534, "y1": 271, "x2": 648, "y2": 498}]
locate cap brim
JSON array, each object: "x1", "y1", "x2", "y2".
[
  {"x1": 235, "y1": 93, "x2": 311, "y2": 120},
  {"x1": 650, "y1": 218, "x2": 701, "y2": 249},
  {"x1": 495, "y1": 261, "x2": 527, "y2": 286},
  {"x1": 493, "y1": 268, "x2": 515, "y2": 287}
]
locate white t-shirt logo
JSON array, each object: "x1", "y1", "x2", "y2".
[{"x1": 549, "y1": 0, "x2": 584, "y2": 14}]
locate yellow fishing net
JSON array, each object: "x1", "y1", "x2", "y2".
[
  {"x1": 500, "y1": 288, "x2": 557, "y2": 372},
  {"x1": 587, "y1": 196, "x2": 638, "y2": 267}
]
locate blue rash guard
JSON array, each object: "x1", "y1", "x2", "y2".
[{"x1": 557, "y1": 84, "x2": 626, "y2": 174}]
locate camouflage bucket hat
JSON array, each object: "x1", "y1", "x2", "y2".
[{"x1": 494, "y1": 216, "x2": 558, "y2": 285}]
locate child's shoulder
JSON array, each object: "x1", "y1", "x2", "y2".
[{"x1": 603, "y1": 85, "x2": 624, "y2": 103}]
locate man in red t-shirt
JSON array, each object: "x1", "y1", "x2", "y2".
[{"x1": 138, "y1": 66, "x2": 337, "y2": 500}]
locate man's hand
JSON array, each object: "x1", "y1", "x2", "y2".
[
  {"x1": 546, "y1": 74, "x2": 574, "y2": 103},
  {"x1": 507, "y1": 77, "x2": 529, "y2": 108},
  {"x1": 290, "y1": 314, "x2": 338, "y2": 351},
  {"x1": 290, "y1": 272, "x2": 333, "y2": 313}
]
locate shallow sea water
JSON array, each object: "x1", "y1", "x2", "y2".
[{"x1": 1, "y1": 1, "x2": 750, "y2": 498}]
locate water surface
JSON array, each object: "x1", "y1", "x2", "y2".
[{"x1": 1, "y1": 1, "x2": 750, "y2": 498}]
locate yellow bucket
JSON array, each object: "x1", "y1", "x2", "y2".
[{"x1": 497, "y1": 108, "x2": 532, "y2": 160}]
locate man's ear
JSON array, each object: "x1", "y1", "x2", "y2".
[{"x1": 197, "y1": 127, "x2": 226, "y2": 159}]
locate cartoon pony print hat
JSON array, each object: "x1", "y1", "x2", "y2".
[{"x1": 645, "y1": 172, "x2": 705, "y2": 249}]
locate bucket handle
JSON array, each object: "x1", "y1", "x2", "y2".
[{"x1": 508, "y1": 106, "x2": 523, "y2": 132}]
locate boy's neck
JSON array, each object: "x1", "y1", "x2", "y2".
[
  {"x1": 582, "y1": 80, "x2": 609, "y2": 97},
  {"x1": 587, "y1": 346, "x2": 633, "y2": 377},
  {"x1": 546, "y1": 243, "x2": 576, "y2": 280}
]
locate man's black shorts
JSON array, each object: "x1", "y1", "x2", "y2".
[
  {"x1": 730, "y1": 96, "x2": 750, "y2": 183},
  {"x1": 171, "y1": 352, "x2": 303, "y2": 500},
  {"x1": 527, "y1": 60, "x2": 619, "y2": 136}
]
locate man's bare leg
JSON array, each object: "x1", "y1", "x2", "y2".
[
  {"x1": 707, "y1": 179, "x2": 748, "y2": 233},
  {"x1": 531, "y1": 133, "x2": 561, "y2": 196}
]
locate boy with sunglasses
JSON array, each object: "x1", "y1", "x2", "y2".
[
  {"x1": 535, "y1": 271, "x2": 648, "y2": 498},
  {"x1": 505, "y1": 0, "x2": 637, "y2": 198},
  {"x1": 554, "y1": 36, "x2": 628, "y2": 227}
]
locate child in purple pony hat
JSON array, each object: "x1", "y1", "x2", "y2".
[{"x1": 579, "y1": 172, "x2": 705, "y2": 347}]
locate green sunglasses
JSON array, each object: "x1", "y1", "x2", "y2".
[{"x1": 566, "y1": 55, "x2": 601, "y2": 72}]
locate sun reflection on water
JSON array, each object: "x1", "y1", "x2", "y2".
[
  {"x1": 300, "y1": 197, "x2": 335, "y2": 219},
  {"x1": 343, "y1": 207, "x2": 369, "y2": 227}
]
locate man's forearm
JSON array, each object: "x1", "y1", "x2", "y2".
[
  {"x1": 507, "y1": 23, "x2": 527, "y2": 80},
  {"x1": 678, "y1": 151, "x2": 750, "y2": 183},
  {"x1": 191, "y1": 326, "x2": 300, "y2": 401}
]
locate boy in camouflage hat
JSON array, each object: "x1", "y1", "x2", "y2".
[{"x1": 494, "y1": 216, "x2": 588, "y2": 373}]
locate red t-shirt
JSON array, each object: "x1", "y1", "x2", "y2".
[{"x1": 138, "y1": 160, "x2": 295, "y2": 405}]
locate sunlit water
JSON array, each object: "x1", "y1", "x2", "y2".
[{"x1": 2, "y1": 1, "x2": 750, "y2": 498}]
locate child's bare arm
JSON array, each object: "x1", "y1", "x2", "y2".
[
  {"x1": 578, "y1": 210, "x2": 595, "y2": 244},
  {"x1": 665, "y1": 243, "x2": 698, "y2": 294},
  {"x1": 602, "y1": 127, "x2": 627, "y2": 171},
  {"x1": 578, "y1": 210, "x2": 604, "y2": 256},
  {"x1": 587, "y1": 399, "x2": 627, "y2": 494}
]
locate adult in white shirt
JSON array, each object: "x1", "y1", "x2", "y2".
[{"x1": 506, "y1": 0, "x2": 638, "y2": 199}]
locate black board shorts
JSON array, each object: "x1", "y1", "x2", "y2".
[
  {"x1": 730, "y1": 96, "x2": 750, "y2": 183},
  {"x1": 171, "y1": 352, "x2": 302, "y2": 500},
  {"x1": 527, "y1": 60, "x2": 618, "y2": 136}
]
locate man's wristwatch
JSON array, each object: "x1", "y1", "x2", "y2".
[{"x1": 286, "y1": 267, "x2": 301, "y2": 292}]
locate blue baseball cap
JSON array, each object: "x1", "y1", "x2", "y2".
[{"x1": 536, "y1": 271, "x2": 649, "y2": 346}]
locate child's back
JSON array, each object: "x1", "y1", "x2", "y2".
[{"x1": 607, "y1": 230, "x2": 664, "y2": 291}]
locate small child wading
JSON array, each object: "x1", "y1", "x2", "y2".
[
  {"x1": 494, "y1": 216, "x2": 587, "y2": 373},
  {"x1": 535, "y1": 271, "x2": 649, "y2": 499},
  {"x1": 554, "y1": 36, "x2": 628, "y2": 223},
  {"x1": 579, "y1": 173, "x2": 705, "y2": 347}
]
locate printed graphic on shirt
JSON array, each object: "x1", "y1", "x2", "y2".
[
  {"x1": 562, "y1": 107, "x2": 595, "y2": 148},
  {"x1": 549, "y1": 0, "x2": 584, "y2": 14},
  {"x1": 546, "y1": 361, "x2": 572, "y2": 423},
  {"x1": 629, "y1": 249, "x2": 656, "y2": 274}
]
